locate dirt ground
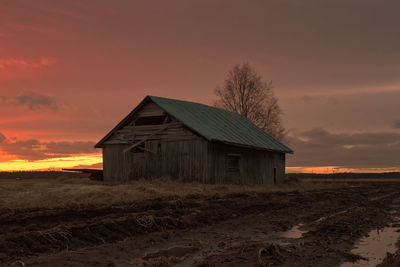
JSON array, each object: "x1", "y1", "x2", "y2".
[{"x1": 1, "y1": 181, "x2": 400, "y2": 266}]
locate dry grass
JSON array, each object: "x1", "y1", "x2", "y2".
[{"x1": 0, "y1": 176, "x2": 349, "y2": 211}]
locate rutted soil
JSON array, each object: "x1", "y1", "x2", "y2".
[{"x1": 1, "y1": 183, "x2": 400, "y2": 266}]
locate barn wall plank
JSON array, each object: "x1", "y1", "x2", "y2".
[
  {"x1": 207, "y1": 142, "x2": 286, "y2": 185},
  {"x1": 103, "y1": 144, "x2": 129, "y2": 181},
  {"x1": 105, "y1": 121, "x2": 197, "y2": 145},
  {"x1": 116, "y1": 138, "x2": 208, "y2": 181}
]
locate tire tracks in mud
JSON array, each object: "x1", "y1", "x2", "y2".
[
  {"x1": 188, "y1": 188, "x2": 400, "y2": 267},
  {"x1": 1, "y1": 193, "x2": 289, "y2": 263},
  {"x1": 1, "y1": 184, "x2": 399, "y2": 265}
]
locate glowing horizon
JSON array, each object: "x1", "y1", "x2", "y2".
[
  {"x1": 286, "y1": 166, "x2": 400, "y2": 174},
  {"x1": 1, "y1": 157, "x2": 399, "y2": 174},
  {"x1": 0, "y1": 154, "x2": 102, "y2": 171}
]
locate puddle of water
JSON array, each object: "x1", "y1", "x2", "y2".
[
  {"x1": 341, "y1": 226, "x2": 400, "y2": 267},
  {"x1": 280, "y1": 224, "x2": 307, "y2": 239}
]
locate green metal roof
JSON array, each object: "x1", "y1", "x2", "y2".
[{"x1": 149, "y1": 96, "x2": 293, "y2": 153}]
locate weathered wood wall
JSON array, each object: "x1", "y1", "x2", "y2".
[
  {"x1": 207, "y1": 142, "x2": 285, "y2": 184},
  {"x1": 103, "y1": 144, "x2": 129, "y2": 181},
  {"x1": 145, "y1": 139, "x2": 208, "y2": 181},
  {"x1": 103, "y1": 139, "x2": 208, "y2": 182}
]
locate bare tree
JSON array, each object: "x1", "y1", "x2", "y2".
[{"x1": 214, "y1": 63, "x2": 286, "y2": 141}]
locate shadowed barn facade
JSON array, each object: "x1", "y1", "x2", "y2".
[{"x1": 95, "y1": 96, "x2": 293, "y2": 184}]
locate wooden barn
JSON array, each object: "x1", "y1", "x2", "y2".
[{"x1": 95, "y1": 96, "x2": 293, "y2": 184}]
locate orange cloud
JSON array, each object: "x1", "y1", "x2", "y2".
[{"x1": 0, "y1": 133, "x2": 98, "y2": 162}]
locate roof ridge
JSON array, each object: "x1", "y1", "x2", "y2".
[{"x1": 148, "y1": 95, "x2": 246, "y2": 117}]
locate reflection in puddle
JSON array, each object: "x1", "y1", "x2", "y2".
[
  {"x1": 281, "y1": 224, "x2": 307, "y2": 239},
  {"x1": 341, "y1": 225, "x2": 400, "y2": 267}
]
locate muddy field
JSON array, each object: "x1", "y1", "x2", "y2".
[{"x1": 2, "y1": 181, "x2": 400, "y2": 266}]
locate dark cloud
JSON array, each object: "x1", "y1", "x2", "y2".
[
  {"x1": 0, "y1": 92, "x2": 60, "y2": 111},
  {"x1": 393, "y1": 120, "x2": 400, "y2": 129},
  {"x1": 45, "y1": 141, "x2": 97, "y2": 155},
  {"x1": 287, "y1": 129, "x2": 400, "y2": 168},
  {"x1": 13, "y1": 92, "x2": 59, "y2": 110},
  {"x1": 0, "y1": 134, "x2": 96, "y2": 161},
  {"x1": 1, "y1": 139, "x2": 46, "y2": 161},
  {"x1": 282, "y1": 90, "x2": 400, "y2": 133},
  {"x1": 298, "y1": 128, "x2": 400, "y2": 146},
  {"x1": 0, "y1": 133, "x2": 6, "y2": 143}
]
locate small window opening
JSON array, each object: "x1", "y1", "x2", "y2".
[
  {"x1": 226, "y1": 154, "x2": 240, "y2": 172},
  {"x1": 273, "y1": 167, "x2": 277, "y2": 184},
  {"x1": 157, "y1": 143, "x2": 162, "y2": 154},
  {"x1": 135, "y1": 115, "x2": 167, "y2": 125}
]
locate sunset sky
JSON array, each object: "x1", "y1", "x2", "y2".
[{"x1": 1, "y1": 0, "x2": 399, "y2": 173}]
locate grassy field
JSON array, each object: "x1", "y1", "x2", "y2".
[{"x1": 0, "y1": 174, "x2": 349, "y2": 210}]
